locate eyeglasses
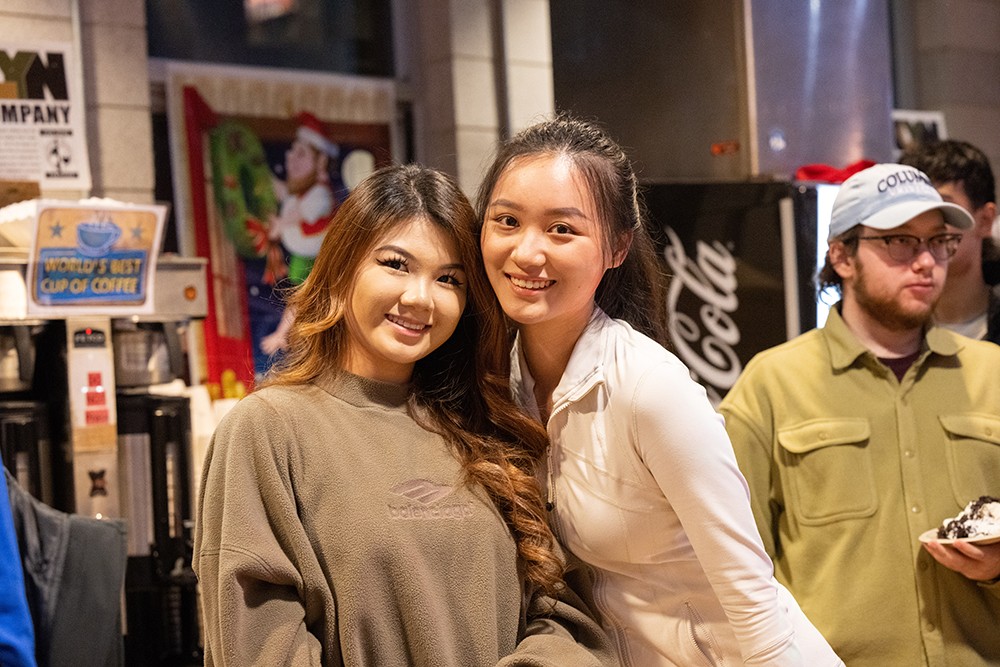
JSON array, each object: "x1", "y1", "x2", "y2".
[{"x1": 855, "y1": 233, "x2": 963, "y2": 262}]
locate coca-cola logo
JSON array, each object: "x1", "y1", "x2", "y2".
[{"x1": 662, "y1": 226, "x2": 741, "y2": 404}]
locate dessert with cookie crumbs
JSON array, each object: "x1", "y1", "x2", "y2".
[{"x1": 937, "y1": 496, "x2": 1000, "y2": 540}]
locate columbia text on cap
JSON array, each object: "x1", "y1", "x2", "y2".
[{"x1": 828, "y1": 163, "x2": 975, "y2": 240}]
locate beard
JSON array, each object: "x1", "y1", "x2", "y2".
[
  {"x1": 287, "y1": 171, "x2": 318, "y2": 197},
  {"x1": 850, "y1": 253, "x2": 938, "y2": 331}
]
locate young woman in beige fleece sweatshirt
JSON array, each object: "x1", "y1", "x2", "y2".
[{"x1": 194, "y1": 164, "x2": 616, "y2": 667}]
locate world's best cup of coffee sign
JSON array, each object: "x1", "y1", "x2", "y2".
[{"x1": 26, "y1": 200, "x2": 165, "y2": 314}]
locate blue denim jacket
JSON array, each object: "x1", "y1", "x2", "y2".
[{"x1": 6, "y1": 469, "x2": 127, "y2": 667}]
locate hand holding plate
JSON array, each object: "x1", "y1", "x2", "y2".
[{"x1": 922, "y1": 538, "x2": 1000, "y2": 582}]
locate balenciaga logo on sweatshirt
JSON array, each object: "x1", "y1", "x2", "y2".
[{"x1": 388, "y1": 479, "x2": 474, "y2": 520}]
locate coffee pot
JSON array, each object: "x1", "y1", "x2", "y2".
[
  {"x1": 112, "y1": 320, "x2": 186, "y2": 387},
  {"x1": 0, "y1": 324, "x2": 39, "y2": 393}
]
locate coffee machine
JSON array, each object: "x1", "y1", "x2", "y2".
[
  {"x1": 118, "y1": 388, "x2": 200, "y2": 665},
  {"x1": 0, "y1": 320, "x2": 52, "y2": 504},
  {"x1": 110, "y1": 262, "x2": 207, "y2": 666},
  {"x1": 107, "y1": 294, "x2": 203, "y2": 665},
  {"x1": 0, "y1": 231, "x2": 207, "y2": 666}
]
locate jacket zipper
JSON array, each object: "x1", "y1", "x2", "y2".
[{"x1": 543, "y1": 392, "x2": 637, "y2": 666}]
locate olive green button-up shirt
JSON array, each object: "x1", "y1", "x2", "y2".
[{"x1": 720, "y1": 306, "x2": 1000, "y2": 667}]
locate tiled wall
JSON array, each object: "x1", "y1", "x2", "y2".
[
  {"x1": 6, "y1": 1, "x2": 998, "y2": 203},
  {"x1": 79, "y1": 0, "x2": 154, "y2": 204},
  {"x1": 501, "y1": 0, "x2": 554, "y2": 141},
  {"x1": 397, "y1": 0, "x2": 555, "y2": 195},
  {"x1": 897, "y1": 0, "x2": 1000, "y2": 175},
  {"x1": 2, "y1": 0, "x2": 551, "y2": 205}
]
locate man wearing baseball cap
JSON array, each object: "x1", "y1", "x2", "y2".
[{"x1": 719, "y1": 163, "x2": 1000, "y2": 666}]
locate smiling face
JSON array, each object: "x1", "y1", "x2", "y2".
[
  {"x1": 835, "y1": 210, "x2": 949, "y2": 332},
  {"x1": 480, "y1": 154, "x2": 623, "y2": 343},
  {"x1": 343, "y1": 217, "x2": 467, "y2": 383}
]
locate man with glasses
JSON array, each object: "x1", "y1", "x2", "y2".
[
  {"x1": 719, "y1": 163, "x2": 1000, "y2": 666},
  {"x1": 900, "y1": 140, "x2": 999, "y2": 344}
]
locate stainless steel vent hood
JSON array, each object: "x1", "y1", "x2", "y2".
[{"x1": 551, "y1": 0, "x2": 895, "y2": 180}]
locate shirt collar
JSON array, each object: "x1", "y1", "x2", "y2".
[
  {"x1": 823, "y1": 302, "x2": 963, "y2": 371},
  {"x1": 511, "y1": 308, "x2": 609, "y2": 413}
]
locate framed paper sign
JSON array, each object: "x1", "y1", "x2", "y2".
[
  {"x1": 0, "y1": 40, "x2": 93, "y2": 191},
  {"x1": 892, "y1": 109, "x2": 947, "y2": 160},
  {"x1": 24, "y1": 199, "x2": 165, "y2": 316}
]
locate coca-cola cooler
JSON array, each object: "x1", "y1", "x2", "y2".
[{"x1": 643, "y1": 180, "x2": 839, "y2": 404}]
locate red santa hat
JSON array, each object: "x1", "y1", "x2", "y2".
[{"x1": 296, "y1": 111, "x2": 339, "y2": 158}]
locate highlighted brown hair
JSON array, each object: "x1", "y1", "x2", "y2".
[{"x1": 263, "y1": 164, "x2": 563, "y2": 594}]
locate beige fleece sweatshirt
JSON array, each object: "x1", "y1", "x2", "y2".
[{"x1": 194, "y1": 371, "x2": 615, "y2": 667}]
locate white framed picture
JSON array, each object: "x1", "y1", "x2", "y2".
[{"x1": 892, "y1": 109, "x2": 948, "y2": 159}]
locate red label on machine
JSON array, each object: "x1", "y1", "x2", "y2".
[
  {"x1": 85, "y1": 391, "x2": 106, "y2": 406},
  {"x1": 85, "y1": 409, "x2": 109, "y2": 425}
]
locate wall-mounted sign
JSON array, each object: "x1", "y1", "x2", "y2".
[
  {"x1": 891, "y1": 109, "x2": 947, "y2": 161},
  {"x1": 0, "y1": 40, "x2": 92, "y2": 191},
  {"x1": 22, "y1": 199, "x2": 165, "y2": 315}
]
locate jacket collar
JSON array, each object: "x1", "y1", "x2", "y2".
[
  {"x1": 823, "y1": 302, "x2": 962, "y2": 371},
  {"x1": 511, "y1": 308, "x2": 610, "y2": 416}
]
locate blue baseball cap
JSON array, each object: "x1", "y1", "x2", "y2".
[{"x1": 828, "y1": 163, "x2": 974, "y2": 240}]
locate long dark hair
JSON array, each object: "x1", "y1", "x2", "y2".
[
  {"x1": 264, "y1": 164, "x2": 563, "y2": 594},
  {"x1": 475, "y1": 113, "x2": 668, "y2": 345}
]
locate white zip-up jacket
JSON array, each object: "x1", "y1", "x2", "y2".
[{"x1": 511, "y1": 308, "x2": 842, "y2": 667}]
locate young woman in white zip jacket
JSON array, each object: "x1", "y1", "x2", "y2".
[{"x1": 477, "y1": 114, "x2": 844, "y2": 667}]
